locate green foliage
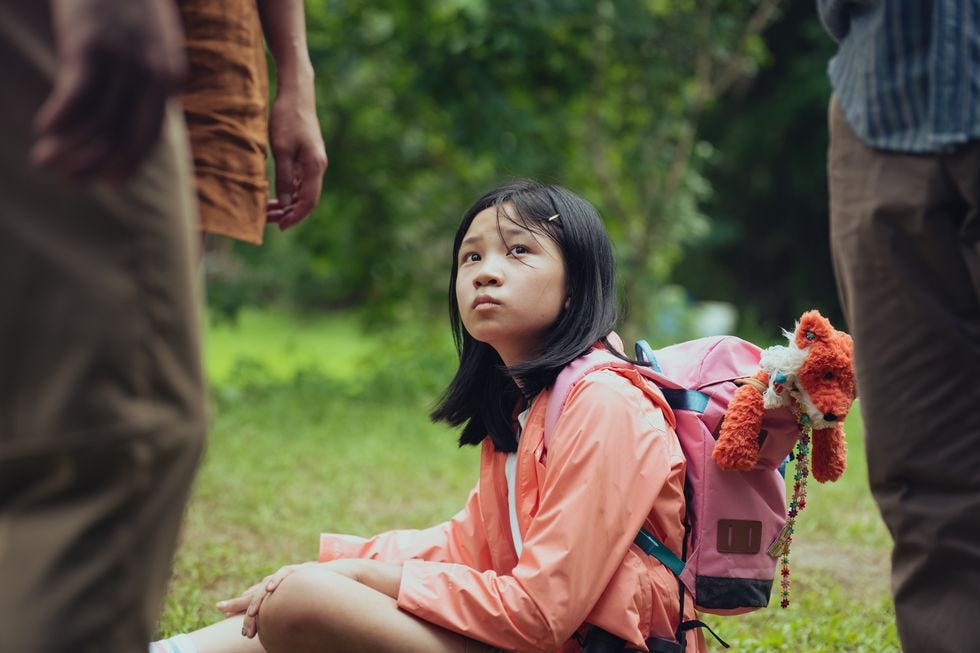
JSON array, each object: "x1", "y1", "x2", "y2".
[
  {"x1": 672, "y1": 5, "x2": 843, "y2": 333},
  {"x1": 209, "y1": 1, "x2": 788, "y2": 335},
  {"x1": 205, "y1": 307, "x2": 457, "y2": 400}
]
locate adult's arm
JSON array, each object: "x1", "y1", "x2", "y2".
[
  {"x1": 256, "y1": 0, "x2": 327, "y2": 230},
  {"x1": 32, "y1": 0, "x2": 186, "y2": 180}
]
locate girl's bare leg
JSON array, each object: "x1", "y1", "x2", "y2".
[{"x1": 257, "y1": 566, "x2": 496, "y2": 653}]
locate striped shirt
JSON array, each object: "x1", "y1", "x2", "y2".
[{"x1": 818, "y1": 0, "x2": 980, "y2": 153}]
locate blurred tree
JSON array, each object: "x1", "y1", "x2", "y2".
[
  {"x1": 209, "y1": 0, "x2": 786, "y2": 341},
  {"x1": 671, "y1": 3, "x2": 841, "y2": 335},
  {"x1": 569, "y1": 0, "x2": 783, "y2": 340}
]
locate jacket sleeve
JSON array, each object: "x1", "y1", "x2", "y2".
[
  {"x1": 318, "y1": 483, "x2": 493, "y2": 571},
  {"x1": 397, "y1": 372, "x2": 683, "y2": 653}
]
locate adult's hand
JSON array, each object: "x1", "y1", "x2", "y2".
[
  {"x1": 258, "y1": 0, "x2": 327, "y2": 231},
  {"x1": 265, "y1": 80, "x2": 327, "y2": 231},
  {"x1": 31, "y1": 0, "x2": 187, "y2": 181}
]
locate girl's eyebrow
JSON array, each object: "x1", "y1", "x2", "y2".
[
  {"x1": 460, "y1": 224, "x2": 532, "y2": 248},
  {"x1": 500, "y1": 225, "x2": 531, "y2": 239}
]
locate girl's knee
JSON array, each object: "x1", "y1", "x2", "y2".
[{"x1": 258, "y1": 566, "x2": 349, "y2": 652}]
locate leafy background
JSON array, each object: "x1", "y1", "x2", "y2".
[
  {"x1": 171, "y1": 2, "x2": 901, "y2": 650},
  {"x1": 208, "y1": 0, "x2": 840, "y2": 344}
]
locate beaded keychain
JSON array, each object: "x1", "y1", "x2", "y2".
[{"x1": 766, "y1": 411, "x2": 812, "y2": 608}]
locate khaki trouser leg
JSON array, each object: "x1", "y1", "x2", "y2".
[
  {"x1": 828, "y1": 96, "x2": 980, "y2": 653},
  {"x1": 0, "y1": 3, "x2": 206, "y2": 652}
]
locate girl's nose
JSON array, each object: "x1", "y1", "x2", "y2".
[
  {"x1": 474, "y1": 271, "x2": 499, "y2": 287},
  {"x1": 473, "y1": 260, "x2": 502, "y2": 287}
]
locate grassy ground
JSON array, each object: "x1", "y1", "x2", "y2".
[
  {"x1": 158, "y1": 310, "x2": 899, "y2": 651},
  {"x1": 204, "y1": 310, "x2": 379, "y2": 385}
]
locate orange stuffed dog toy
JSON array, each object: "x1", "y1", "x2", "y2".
[{"x1": 712, "y1": 310, "x2": 856, "y2": 482}]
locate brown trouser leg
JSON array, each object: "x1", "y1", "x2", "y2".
[
  {"x1": 0, "y1": 4, "x2": 207, "y2": 652},
  {"x1": 828, "y1": 96, "x2": 980, "y2": 653}
]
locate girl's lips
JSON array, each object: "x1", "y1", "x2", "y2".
[{"x1": 472, "y1": 295, "x2": 501, "y2": 309}]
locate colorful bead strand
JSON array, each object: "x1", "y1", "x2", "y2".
[{"x1": 779, "y1": 413, "x2": 811, "y2": 608}]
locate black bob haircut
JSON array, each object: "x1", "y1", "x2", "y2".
[{"x1": 430, "y1": 179, "x2": 627, "y2": 453}]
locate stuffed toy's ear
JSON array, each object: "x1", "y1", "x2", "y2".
[
  {"x1": 794, "y1": 310, "x2": 833, "y2": 349},
  {"x1": 714, "y1": 382, "x2": 766, "y2": 471}
]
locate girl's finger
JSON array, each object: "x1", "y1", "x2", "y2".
[
  {"x1": 245, "y1": 589, "x2": 265, "y2": 619},
  {"x1": 214, "y1": 596, "x2": 249, "y2": 614},
  {"x1": 232, "y1": 582, "x2": 263, "y2": 601},
  {"x1": 245, "y1": 590, "x2": 269, "y2": 638},
  {"x1": 242, "y1": 599, "x2": 259, "y2": 637},
  {"x1": 265, "y1": 566, "x2": 297, "y2": 592}
]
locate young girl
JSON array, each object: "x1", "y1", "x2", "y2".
[{"x1": 154, "y1": 180, "x2": 704, "y2": 653}]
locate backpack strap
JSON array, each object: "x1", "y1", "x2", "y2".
[
  {"x1": 544, "y1": 347, "x2": 692, "y2": 577},
  {"x1": 544, "y1": 346, "x2": 693, "y2": 446},
  {"x1": 546, "y1": 344, "x2": 730, "y2": 648},
  {"x1": 543, "y1": 348, "x2": 634, "y2": 446},
  {"x1": 634, "y1": 528, "x2": 685, "y2": 576},
  {"x1": 635, "y1": 340, "x2": 710, "y2": 414}
]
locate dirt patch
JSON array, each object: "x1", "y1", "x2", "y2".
[{"x1": 790, "y1": 538, "x2": 891, "y2": 598}]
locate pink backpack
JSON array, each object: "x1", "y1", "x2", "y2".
[{"x1": 545, "y1": 336, "x2": 803, "y2": 635}]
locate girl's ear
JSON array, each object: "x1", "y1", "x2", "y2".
[{"x1": 564, "y1": 297, "x2": 571, "y2": 310}]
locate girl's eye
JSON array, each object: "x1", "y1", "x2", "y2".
[
  {"x1": 461, "y1": 252, "x2": 480, "y2": 264},
  {"x1": 509, "y1": 245, "x2": 530, "y2": 255}
]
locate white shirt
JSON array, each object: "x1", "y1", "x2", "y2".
[{"x1": 505, "y1": 405, "x2": 531, "y2": 557}]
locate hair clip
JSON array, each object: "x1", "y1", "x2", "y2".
[{"x1": 546, "y1": 214, "x2": 560, "y2": 223}]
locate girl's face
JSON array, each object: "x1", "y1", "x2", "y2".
[{"x1": 455, "y1": 204, "x2": 567, "y2": 367}]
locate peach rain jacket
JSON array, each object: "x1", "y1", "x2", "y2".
[{"x1": 319, "y1": 347, "x2": 705, "y2": 652}]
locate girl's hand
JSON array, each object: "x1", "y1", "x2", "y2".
[
  {"x1": 216, "y1": 562, "x2": 317, "y2": 637},
  {"x1": 213, "y1": 581, "x2": 262, "y2": 617}
]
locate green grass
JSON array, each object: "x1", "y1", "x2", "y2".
[
  {"x1": 159, "y1": 311, "x2": 900, "y2": 651},
  {"x1": 159, "y1": 376, "x2": 479, "y2": 635},
  {"x1": 204, "y1": 309, "x2": 379, "y2": 385},
  {"x1": 161, "y1": 310, "x2": 472, "y2": 634}
]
